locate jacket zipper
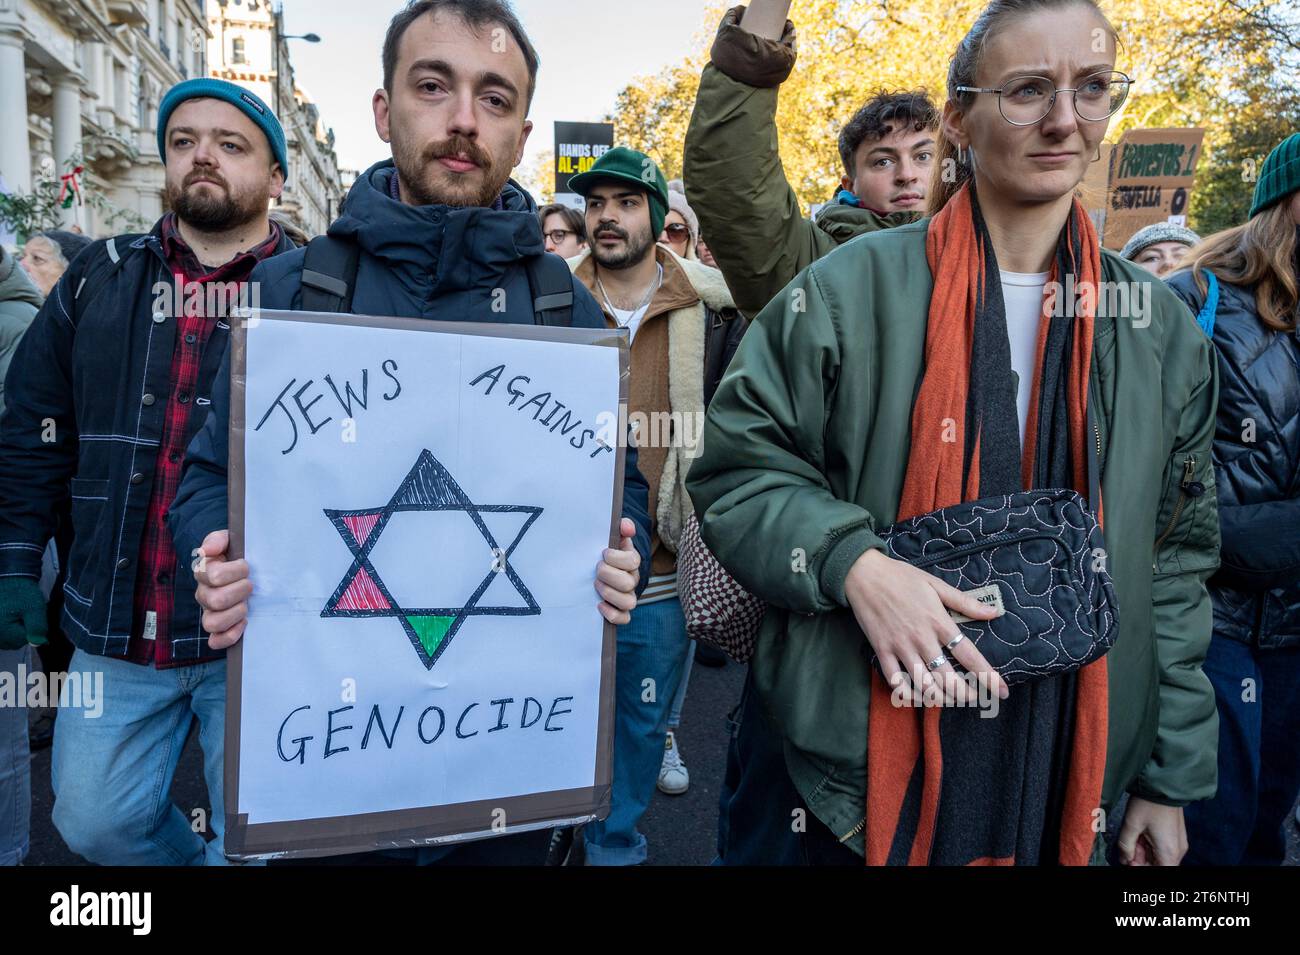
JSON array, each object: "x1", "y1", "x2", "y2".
[
  {"x1": 840, "y1": 816, "x2": 866, "y2": 842},
  {"x1": 1153, "y1": 455, "x2": 1197, "y2": 563},
  {"x1": 912, "y1": 530, "x2": 1061, "y2": 570},
  {"x1": 1089, "y1": 368, "x2": 1107, "y2": 494}
]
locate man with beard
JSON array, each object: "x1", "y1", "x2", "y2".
[
  {"x1": 562, "y1": 148, "x2": 744, "y2": 864},
  {"x1": 167, "y1": 0, "x2": 652, "y2": 865},
  {"x1": 0, "y1": 78, "x2": 296, "y2": 864}
]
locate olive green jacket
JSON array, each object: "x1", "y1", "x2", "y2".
[
  {"x1": 686, "y1": 219, "x2": 1221, "y2": 856},
  {"x1": 683, "y1": 7, "x2": 918, "y2": 318}
]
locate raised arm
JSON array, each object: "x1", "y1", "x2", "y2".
[
  {"x1": 684, "y1": 5, "x2": 836, "y2": 316},
  {"x1": 740, "y1": 0, "x2": 793, "y2": 38}
]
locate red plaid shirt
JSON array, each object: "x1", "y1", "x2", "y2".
[{"x1": 124, "y1": 215, "x2": 284, "y2": 668}]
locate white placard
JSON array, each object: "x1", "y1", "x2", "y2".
[{"x1": 228, "y1": 311, "x2": 624, "y2": 855}]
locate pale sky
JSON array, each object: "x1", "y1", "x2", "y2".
[{"x1": 278, "y1": 0, "x2": 720, "y2": 175}]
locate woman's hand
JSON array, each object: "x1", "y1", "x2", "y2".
[
  {"x1": 1117, "y1": 798, "x2": 1188, "y2": 866},
  {"x1": 843, "y1": 548, "x2": 1009, "y2": 705}
]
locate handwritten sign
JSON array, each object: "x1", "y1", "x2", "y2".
[
  {"x1": 224, "y1": 310, "x2": 627, "y2": 859},
  {"x1": 1075, "y1": 142, "x2": 1113, "y2": 238},
  {"x1": 1101, "y1": 128, "x2": 1205, "y2": 249}
]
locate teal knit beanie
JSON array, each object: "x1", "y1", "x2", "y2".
[
  {"x1": 1250, "y1": 133, "x2": 1300, "y2": 219},
  {"x1": 157, "y1": 78, "x2": 288, "y2": 174}
]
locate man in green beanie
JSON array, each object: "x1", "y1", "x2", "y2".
[
  {"x1": 565, "y1": 146, "x2": 746, "y2": 864},
  {"x1": 0, "y1": 77, "x2": 297, "y2": 864},
  {"x1": 572, "y1": 146, "x2": 672, "y2": 266}
]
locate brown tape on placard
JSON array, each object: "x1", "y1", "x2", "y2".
[
  {"x1": 223, "y1": 316, "x2": 250, "y2": 859},
  {"x1": 229, "y1": 786, "x2": 608, "y2": 860},
  {"x1": 597, "y1": 322, "x2": 631, "y2": 819},
  {"x1": 224, "y1": 308, "x2": 629, "y2": 860}
]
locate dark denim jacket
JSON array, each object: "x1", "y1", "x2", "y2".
[{"x1": 0, "y1": 220, "x2": 297, "y2": 661}]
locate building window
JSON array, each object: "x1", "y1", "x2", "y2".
[
  {"x1": 232, "y1": 37, "x2": 246, "y2": 65},
  {"x1": 114, "y1": 62, "x2": 128, "y2": 122}
]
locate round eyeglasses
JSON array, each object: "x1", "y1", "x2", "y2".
[{"x1": 957, "y1": 71, "x2": 1132, "y2": 126}]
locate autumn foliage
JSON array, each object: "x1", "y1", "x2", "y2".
[{"x1": 609, "y1": 0, "x2": 1300, "y2": 234}]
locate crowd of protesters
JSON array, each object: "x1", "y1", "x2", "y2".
[{"x1": 0, "y1": 0, "x2": 1296, "y2": 868}]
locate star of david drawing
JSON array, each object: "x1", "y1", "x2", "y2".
[{"x1": 321, "y1": 449, "x2": 542, "y2": 669}]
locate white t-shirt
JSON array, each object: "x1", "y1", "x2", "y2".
[
  {"x1": 999, "y1": 269, "x2": 1049, "y2": 444},
  {"x1": 610, "y1": 302, "x2": 652, "y2": 343}
]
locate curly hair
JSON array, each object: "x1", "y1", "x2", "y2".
[{"x1": 838, "y1": 90, "x2": 940, "y2": 176}]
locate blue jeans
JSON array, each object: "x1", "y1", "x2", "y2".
[
  {"x1": 584, "y1": 597, "x2": 690, "y2": 865},
  {"x1": 716, "y1": 670, "x2": 859, "y2": 865},
  {"x1": 52, "y1": 649, "x2": 229, "y2": 865},
  {"x1": 667, "y1": 640, "x2": 695, "y2": 729},
  {"x1": 1183, "y1": 637, "x2": 1300, "y2": 866},
  {"x1": 0, "y1": 647, "x2": 31, "y2": 865}
]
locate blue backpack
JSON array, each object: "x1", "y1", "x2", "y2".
[{"x1": 1193, "y1": 269, "x2": 1219, "y2": 338}]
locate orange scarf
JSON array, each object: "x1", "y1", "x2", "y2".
[{"x1": 864, "y1": 183, "x2": 1108, "y2": 866}]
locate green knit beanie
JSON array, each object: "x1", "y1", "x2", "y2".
[
  {"x1": 568, "y1": 146, "x2": 670, "y2": 239},
  {"x1": 1250, "y1": 133, "x2": 1300, "y2": 219}
]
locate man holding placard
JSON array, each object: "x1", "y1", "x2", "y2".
[{"x1": 169, "y1": 0, "x2": 650, "y2": 864}]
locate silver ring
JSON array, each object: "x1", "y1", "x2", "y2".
[
  {"x1": 945, "y1": 634, "x2": 965, "y2": 652},
  {"x1": 926, "y1": 653, "x2": 947, "y2": 671}
]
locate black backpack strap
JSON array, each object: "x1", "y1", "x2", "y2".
[
  {"x1": 524, "y1": 252, "x2": 574, "y2": 327},
  {"x1": 71, "y1": 233, "x2": 145, "y2": 321},
  {"x1": 301, "y1": 235, "x2": 360, "y2": 313},
  {"x1": 703, "y1": 306, "x2": 748, "y2": 408}
]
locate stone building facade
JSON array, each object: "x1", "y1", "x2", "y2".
[
  {"x1": 1, "y1": 0, "x2": 342, "y2": 242},
  {"x1": 1, "y1": 0, "x2": 209, "y2": 238}
]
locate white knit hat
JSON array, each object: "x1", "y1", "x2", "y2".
[
  {"x1": 1119, "y1": 222, "x2": 1201, "y2": 261},
  {"x1": 665, "y1": 185, "x2": 700, "y2": 254}
]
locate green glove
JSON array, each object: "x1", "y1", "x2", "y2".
[{"x1": 0, "y1": 577, "x2": 48, "y2": 650}]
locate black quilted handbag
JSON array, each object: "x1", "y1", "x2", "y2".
[{"x1": 876, "y1": 411, "x2": 1118, "y2": 685}]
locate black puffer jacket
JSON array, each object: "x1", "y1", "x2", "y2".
[{"x1": 1167, "y1": 268, "x2": 1300, "y2": 650}]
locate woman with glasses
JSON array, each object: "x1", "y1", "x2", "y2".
[
  {"x1": 538, "y1": 202, "x2": 587, "y2": 259},
  {"x1": 660, "y1": 184, "x2": 701, "y2": 260},
  {"x1": 688, "y1": 0, "x2": 1220, "y2": 865}
]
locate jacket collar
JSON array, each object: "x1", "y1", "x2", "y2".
[
  {"x1": 571, "y1": 245, "x2": 733, "y2": 325},
  {"x1": 816, "y1": 203, "x2": 920, "y2": 245},
  {"x1": 327, "y1": 159, "x2": 543, "y2": 301},
  {"x1": 139, "y1": 213, "x2": 298, "y2": 262}
]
